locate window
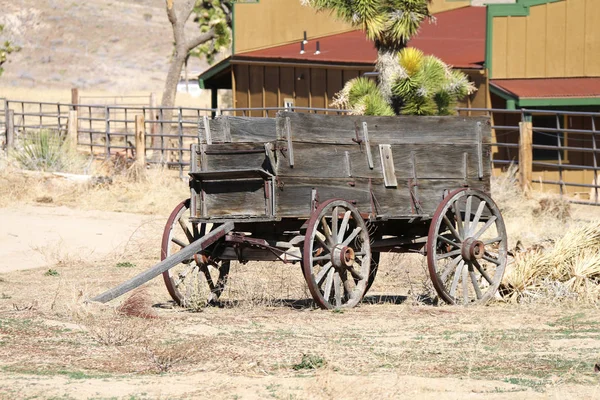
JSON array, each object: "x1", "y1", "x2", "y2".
[{"x1": 532, "y1": 114, "x2": 567, "y2": 161}]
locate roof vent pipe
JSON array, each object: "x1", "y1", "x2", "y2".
[
  {"x1": 300, "y1": 42, "x2": 305, "y2": 54},
  {"x1": 314, "y1": 41, "x2": 321, "y2": 55},
  {"x1": 303, "y1": 31, "x2": 308, "y2": 44}
]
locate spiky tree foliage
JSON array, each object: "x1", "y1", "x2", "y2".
[
  {"x1": 336, "y1": 48, "x2": 475, "y2": 116},
  {"x1": 332, "y1": 77, "x2": 394, "y2": 116},
  {"x1": 0, "y1": 25, "x2": 19, "y2": 77},
  {"x1": 303, "y1": 0, "x2": 431, "y2": 52}
]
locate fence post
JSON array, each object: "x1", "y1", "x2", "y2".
[
  {"x1": 71, "y1": 88, "x2": 79, "y2": 110},
  {"x1": 67, "y1": 110, "x2": 78, "y2": 148},
  {"x1": 135, "y1": 114, "x2": 145, "y2": 166},
  {"x1": 149, "y1": 92, "x2": 159, "y2": 153},
  {"x1": 519, "y1": 120, "x2": 533, "y2": 192},
  {"x1": 5, "y1": 109, "x2": 14, "y2": 150}
]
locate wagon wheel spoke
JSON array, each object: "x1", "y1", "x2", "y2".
[
  {"x1": 484, "y1": 236, "x2": 503, "y2": 245},
  {"x1": 470, "y1": 201, "x2": 487, "y2": 236},
  {"x1": 472, "y1": 259, "x2": 494, "y2": 285},
  {"x1": 461, "y1": 264, "x2": 470, "y2": 304},
  {"x1": 440, "y1": 254, "x2": 463, "y2": 283},
  {"x1": 320, "y1": 216, "x2": 334, "y2": 246},
  {"x1": 449, "y1": 260, "x2": 465, "y2": 298},
  {"x1": 178, "y1": 218, "x2": 195, "y2": 243},
  {"x1": 315, "y1": 262, "x2": 333, "y2": 285},
  {"x1": 339, "y1": 270, "x2": 354, "y2": 302},
  {"x1": 482, "y1": 253, "x2": 501, "y2": 265},
  {"x1": 331, "y1": 206, "x2": 339, "y2": 244},
  {"x1": 348, "y1": 262, "x2": 365, "y2": 281},
  {"x1": 453, "y1": 201, "x2": 465, "y2": 239},
  {"x1": 322, "y1": 268, "x2": 334, "y2": 300},
  {"x1": 468, "y1": 263, "x2": 483, "y2": 300},
  {"x1": 342, "y1": 227, "x2": 362, "y2": 246},
  {"x1": 437, "y1": 234, "x2": 460, "y2": 249},
  {"x1": 464, "y1": 195, "x2": 473, "y2": 237},
  {"x1": 436, "y1": 248, "x2": 462, "y2": 260},
  {"x1": 338, "y1": 210, "x2": 351, "y2": 242},
  {"x1": 199, "y1": 264, "x2": 217, "y2": 291},
  {"x1": 333, "y1": 272, "x2": 342, "y2": 307},
  {"x1": 172, "y1": 237, "x2": 187, "y2": 248},
  {"x1": 472, "y1": 216, "x2": 497, "y2": 240},
  {"x1": 315, "y1": 232, "x2": 332, "y2": 253},
  {"x1": 312, "y1": 255, "x2": 331, "y2": 262},
  {"x1": 442, "y1": 215, "x2": 462, "y2": 242}
]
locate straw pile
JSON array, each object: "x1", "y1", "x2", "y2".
[{"x1": 502, "y1": 221, "x2": 600, "y2": 302}]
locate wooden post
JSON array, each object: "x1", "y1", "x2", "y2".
[
  {"x1": 519, "y1": 121, "x2": 533, "y2": 192},
  {"x1": 71, "y1": 88, "x2": 79, "y2": 110},
  {"x1": 135, "y1": 114, "x2": 145, "y2": 166},
  {"x1": 67, "y1": 110, "x2": 78, "y2": 148},
  {"x1": 5, "y1": 109, "x2": 14, "y2": 150}
]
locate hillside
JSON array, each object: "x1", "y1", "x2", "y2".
[{"x1": 0, "y1": 0, "x2": 215, "y2": 101}]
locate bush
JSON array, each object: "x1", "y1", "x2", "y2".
[{"x1": 11, "y1": 130, "x2": 85, "y2": 173}]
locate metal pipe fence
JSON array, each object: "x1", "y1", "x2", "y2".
[{"x1": 4, "y1": 98, "x2": 600, "y2": 205}]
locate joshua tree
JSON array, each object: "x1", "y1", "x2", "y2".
[
  {"x1": 0, "y1": 25, "x2": 19, "y2": 77},
  {"x1": 304, "y1": 1, "x2": 475, "y2": 116}
]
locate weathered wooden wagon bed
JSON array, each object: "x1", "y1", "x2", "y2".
[{"x1": 93, "y1": 112, "x2": 508, "y2": 309}]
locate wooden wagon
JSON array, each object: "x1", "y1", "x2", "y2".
[{"x1": 93, "y1": 111, "x2": 508, "y2": 309}]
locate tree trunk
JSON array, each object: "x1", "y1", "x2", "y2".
[
  {"x1": 375, "y1": 46, "x2": 405, "y2": 115},
  {"x1": 162, "y1": 49, "x2": 187, "y2": 109}
]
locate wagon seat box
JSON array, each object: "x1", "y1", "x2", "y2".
[{"x1": 189, "y1": 116, "x2": 278, "y2": 222}]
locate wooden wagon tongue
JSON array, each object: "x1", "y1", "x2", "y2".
[{"x1": 89, "y1": 222, "x2": 235, "y2": 304}]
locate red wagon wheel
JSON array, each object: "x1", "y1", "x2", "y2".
[
  {"x1": 302, "y1": 199, "x2": 372, "y2": 310},
  {"x1": 427, "y1": 188, "x2": 508, "y2": 305},
  {"x1": 161, "y1": 199, "x2": 230, "y2": 307}
]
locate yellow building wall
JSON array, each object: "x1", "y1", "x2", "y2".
[
  {"x1": 429, "y1": 0, "x2": 471, "y2": 14},
  {"x1": 491, "y1": 0, "x2": 600, "y2": 79},
  {"x1": 234, "y1": 0, "x2": 472, "y2": 54},
  {"x1": 234, "y1": 0, "x2": 352, "y2": 54}
]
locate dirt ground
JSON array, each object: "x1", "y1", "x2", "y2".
[{"x1": 0, "y1": 200, "x2": 600, "y2": 399}]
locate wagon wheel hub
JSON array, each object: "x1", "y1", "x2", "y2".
[
  {"x1": 461, "y1": 237, "x2": 485, "y2": 261},
  {"x1": 332, "y1": 245, "x2": 355, "y2": 269}
]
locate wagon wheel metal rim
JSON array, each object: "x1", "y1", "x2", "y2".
[
  {"x1": 427, "y1": 189, "x2": 508, "y2": 305},
  {"x1": 302, "y1": 199, "x2": 371, "y2": 310},
  {"x1": 161, "y1": 199, "x2": 230, "y2": 307}
]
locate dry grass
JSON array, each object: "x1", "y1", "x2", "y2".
[
  {"x1": 492, "y1": 164, "x2": 572, "y2": 249},
  {"x1": 494, "y1": 166, "x2": 600, "y2": 303},
  {"x1": 0, "y1": 160, "x2": 188, "y2": 214}
]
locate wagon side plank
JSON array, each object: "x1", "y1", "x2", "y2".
[
  {"x1": 275, "y1": 141, "x2": 489, "y2": 180},
  {"x1": 276, "y1": 112, "x2": 491, "y2": 145},
  {"x1": 201, "y1": 117, "x2": 277, "y2": 143},
  {"x1": 275, "y1": 177, "x2": 490, "y2": 218}
]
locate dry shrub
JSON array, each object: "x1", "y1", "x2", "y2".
[
  {"x1": 534, "y1": 196, "x2": 571, "y2": 221},
  {"x1": 144, "y1": 341, "x2": 197, "y2": 373},
  {"x1": 117, "y1": 288, "x2": 158, "y2": 319},
  {"x1": 72, "y1": 302, "x2": 152, "y2": 346}
]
